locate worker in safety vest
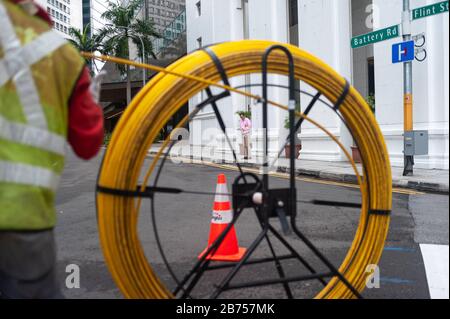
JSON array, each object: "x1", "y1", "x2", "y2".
[{"x1": 0, "y1": 0, "x2": 104, "y2": 298}]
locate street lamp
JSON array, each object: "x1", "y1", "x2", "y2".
[{"x1": 106, "y1": 24, "x2": 147, "y2": 87}]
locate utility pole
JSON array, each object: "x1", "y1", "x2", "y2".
[{"x1": 402, "y1": 0, "x2": 414, "y2": 176}]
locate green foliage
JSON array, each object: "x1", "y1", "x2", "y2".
[
  {"x1": 236, "y1": 110, "x2": 252, "y2": 119},
  {"x1": 366, "y1": 94, "x2": 376, "y2": 113},
  {"x1": 68, "y1": 24, "x2": 105, "y2": 72},
  {"x1": 103, "y1": 132, "x2": 112, "y2": 146},
  {"x1": 284, "y1": 116, "x2": 291, "y2": 129},
  {"x1": 284, "y1": 116, "x2": 302, "y2": 129},
  {"x1": 284, "y1": 101, "x2": 302, "y2": 129},
  {"x1": 99, "y1": 0, "x2": 162, "y2": 75},
  {"x1": 155, "y1": 128, "x2": 165, "y2": 142}
]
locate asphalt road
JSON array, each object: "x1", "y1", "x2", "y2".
[{"x1": 54, "y1": 149, "x2": 449, "y2": 299}]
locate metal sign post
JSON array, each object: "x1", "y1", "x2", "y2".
[
  {"x1": 402, "y1": 0, "x2": 414, "y2": 176},
  {"x1": 351, "y1": 1, "x2": 448, "y2": 176}
]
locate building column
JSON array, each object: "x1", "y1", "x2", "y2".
[
  {"x1": 298, "y1": 0, "x2": 353, "y2": 162},
  {"x1": 246, "y1": 0, "x2": 289, "y2": 160},
  {"x1": 423, "y1": 3, "x2": 449, "y2": 169}
]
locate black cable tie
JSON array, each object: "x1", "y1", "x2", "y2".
[
  {"x1": 202, "y1": 47, "x2": 231, "y2": 87},
  {"x1": 368, "y1": 210, "x2": 391, "y2": 216},
  {"x1": 195, "y1": 90, "x2": 229, "y2": 110},
  {"x1": 193, "y1": 47, "x2": 232, "y2": 112},
  {"x1": 96, "y1": 185, "x2": 182, "y2": 198},
  {"x1": 206, "y1": 88, "x2": 228, "y2": 134},
  {"x1": 333, "y1": 79, "x2": 350, "y2": 111}
]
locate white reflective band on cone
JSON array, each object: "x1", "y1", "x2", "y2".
[
  {"x1": 0, "y1": 160, "x2": 60, "y2": 191},
  {"x1": 212, "y1": 210, "x2": 233, "y2": 224},
  {"x1": 214, "y1": 182, "x2": 229, "y2": 203},
  {"x1": 0, "y1": 115, "x2": 66, "y2": 156}
]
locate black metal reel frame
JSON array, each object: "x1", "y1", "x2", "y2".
[{"x1": 94, "y1": 44, "x2": 371, "y2": 299}]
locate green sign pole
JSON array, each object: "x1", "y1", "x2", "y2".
[
  {"x1": 412, "y1": 0, "x2": 449, "y2": 20},
  {"x1": 351, "y1": 25, "x2": 400, "y2": 49}
]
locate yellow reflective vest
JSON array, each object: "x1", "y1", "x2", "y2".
[{"x1": 0, "y1": 0, "x2": 85, "y2": 230}]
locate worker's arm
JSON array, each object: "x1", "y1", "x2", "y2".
[{"x1": 68, "y1": 67, "x2": 104, "y2": 160}]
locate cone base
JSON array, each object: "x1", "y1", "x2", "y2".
[{"x1": 198, "y1": 247, "x2": 247, "y2": 262}]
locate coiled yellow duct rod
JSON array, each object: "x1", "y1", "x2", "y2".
[{"x1": 86, "y1": 40, "x2": 392, "y2": 299}]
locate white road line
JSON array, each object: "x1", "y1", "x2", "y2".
[{"x1": 420, "y1": 244, "x2": 449, "y2": 299}]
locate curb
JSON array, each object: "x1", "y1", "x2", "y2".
[{"x1": 147, "y1": 150, "x2": 449, "y2": 194}]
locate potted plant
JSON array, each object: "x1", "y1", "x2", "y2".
[
  {"x1": 350, "y1": 145, "x2": 362, "y2": 163},
  {"x1": 351, "y1": 94, "x2": 375, "y2": 163},
  {"x1": 236, "y1": 110, "x2": 252, "y2": 120},
  {"x1": 284, "y1": 103, "x2": 302, "y2": 159}
]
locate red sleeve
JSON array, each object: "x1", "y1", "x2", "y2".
[
  {"x1": 68, "y1": 67, "x2": 104, "y2": 160},
  {"x1": 35, "y1": 4, "x2": 53, "y2": 26},
  {"x1": 12, "y1": 1, "x2": 53, "y2": 26}
]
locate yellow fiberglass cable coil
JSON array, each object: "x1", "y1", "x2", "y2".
[{"x1": 92, "y1": 40, "x2": 392, "y2": 299}]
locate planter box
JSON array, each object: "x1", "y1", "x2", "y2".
[
  {"x1": 351, "y1": 146, "x2": 362, "y2": 163},
  {"x1": 285, "y1": 144, "x2": 302, "y2": 159}
]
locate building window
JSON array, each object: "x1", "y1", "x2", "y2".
[
  {"x1": 289, "y1": 0, "x2": 298, "y2": 27},
  {"x1": 368, "y1": 58, "x2": 375, "y2": 97},
  {"x1": 196, "y1": 1, "x2": 201, "y2": 17},
  {"x1": 288, "y1": 0, "x2": 299, "y2": 46},
  {"x1": 197, "y1": 37, "x2": 202, "y2": 49}
]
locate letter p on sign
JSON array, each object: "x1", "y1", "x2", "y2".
[{"x1": 392, "y1": 40, "x2": 415, "y2": 63}]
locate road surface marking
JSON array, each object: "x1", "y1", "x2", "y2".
[
  {"x1": 420, "y1": 244, "x2": 449, "y2": 299},
  {"x1": 380, "y1": 277, "x2": 415, "y2": 285},
  {"x1": 384, "y1": 246, "x2": 416, "y2": 253},
  {"x1": 145, "y1": 154, "x2": 425, "y2": 195},
  {"x1": 201, "y1": 162, "x2": 425, "y2": 196}
]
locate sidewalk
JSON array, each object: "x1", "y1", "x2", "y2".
[
  {"x1": 276, "y1": 158, "x2": 449, "y2": 194},
  {"x1": 148, "y1": 144, "x2": 449, "y2": 194}
]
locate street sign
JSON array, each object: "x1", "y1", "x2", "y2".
[
  {"x1": 351, "y1": 25, "x2": 400, "y2": 49},
  {"x1": 392, "y1": 40, "x2": 415, "y2": 63},
  {"x1": 412, "y1": 0, "x2": 449, "y2": 20}
]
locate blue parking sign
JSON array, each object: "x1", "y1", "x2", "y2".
[{"x1": 392, "y1": 40, "x2": 415, "y2": 63}]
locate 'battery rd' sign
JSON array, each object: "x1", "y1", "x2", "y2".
[
  {"x1": 351, "y1": 25, "x2": 400, "y2": 49},
  {"x1": 412, "y1": 1, "x2": 449, "y2": 20}
]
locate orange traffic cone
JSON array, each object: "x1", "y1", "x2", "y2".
[{"x1": 198, "y1": 174, "x2": 246, "y2": 262}]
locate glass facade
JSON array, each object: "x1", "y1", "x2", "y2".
[
  {"x1": 82, "y1": 0, "x2": 91, "y2": 36},
  {"x1": 44, "y1": 0, "x2": 72, "y2": 34}
]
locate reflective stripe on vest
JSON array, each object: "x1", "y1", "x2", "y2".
[
  {"x1": 0, "y1": 115, "x2": 66, "y2": 156},
  {"x1": 0, "y1": 2, "x2": 68, "y2": 190},
  {"x1": 0, "y1": 160, "x2": 60, "y2": 191}
]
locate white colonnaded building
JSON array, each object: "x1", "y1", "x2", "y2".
[{"x1": 185, "y1": 0, "x2": 449, "y2": 170}]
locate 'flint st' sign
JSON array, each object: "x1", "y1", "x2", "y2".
[
  {"x1": 412, "y1": 0, "x2": 449, "y2": 20},
  {"x1": 351, "y1": 25, "x2": 400, "y2": 49}
]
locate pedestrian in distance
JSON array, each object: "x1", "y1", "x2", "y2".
[
  {"x1": 0, "y1": 0, "x2": 104, "y2": 299},
  {"x1": 238, "y1": 111, "x2": 252, "y2": 160}
]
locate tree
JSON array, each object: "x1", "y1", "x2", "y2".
[
  {"x1": 99, "y1": 0, "x2": 162, "y2": 104},
  {"x1": 68, "y1": 24, "x2": 105, "y2": 73}
]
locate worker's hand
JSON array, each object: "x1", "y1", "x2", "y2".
[{"x1": 89, "y1": 70, "x2": 107, "y2": 104}]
